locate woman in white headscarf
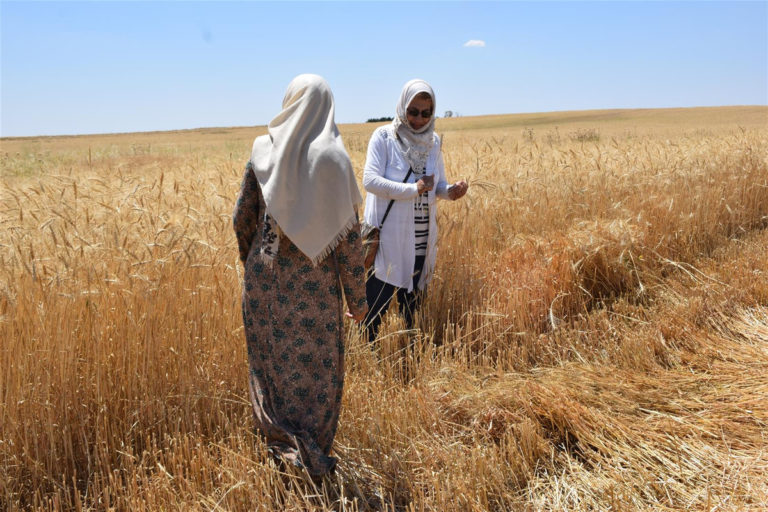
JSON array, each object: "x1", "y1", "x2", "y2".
[
  {"x1": 362, "y1": 79, "x2": 468, "y2": 342},
  {"x1": 233, "y1": 74, "x2": 368, "y2": 478}
]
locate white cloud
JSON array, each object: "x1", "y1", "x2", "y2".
[{"x1": 463, "y1": 40, "x2": 486, "y2": 48}]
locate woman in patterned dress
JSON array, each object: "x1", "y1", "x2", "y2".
[
  {"x1": 233, "y1": 74, "x2": 368, "y2": 478},
  {"x1": 362, "y1": 79, "x2": 468, "y2": 342}
]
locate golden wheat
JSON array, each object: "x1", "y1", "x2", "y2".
[{"x1": 1, "y1": 106, "x2": 767, "y2": 510}]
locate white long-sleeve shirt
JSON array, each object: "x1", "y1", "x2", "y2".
[{"x1": 362, "y1": 125, "x2": 451, "y2": 292}]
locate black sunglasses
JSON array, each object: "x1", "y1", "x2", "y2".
[{"x1": 406, "y1": 107, "x2": 433, "y2": 119}]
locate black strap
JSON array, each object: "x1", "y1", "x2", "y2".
[{"x1": 379, "y1": 167, "x2": 413, "y2": 228}]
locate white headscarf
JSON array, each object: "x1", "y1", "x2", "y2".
[
  {"x1": 392, "y1": 79, "x2": 437, "y2": 172},
  {"x1": 249, "y1": 74, "x2": 362, "y2": 265}
]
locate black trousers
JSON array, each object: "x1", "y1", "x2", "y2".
[{"x1": 364, "y1": 255, "x2": 426, "y2": 343}]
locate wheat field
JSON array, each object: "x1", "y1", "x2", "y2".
[{"x1": 2, "y1": 106, "x2": 767, "y2": 511}]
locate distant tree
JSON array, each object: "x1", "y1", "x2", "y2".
[
  {"x1": 366, "y1": 116, "x2": 394, "y2": 123},
  {"x1": 444, "y1": 110, "x2": 453, "y2": 118}
]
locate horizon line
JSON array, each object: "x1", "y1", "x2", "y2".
[{"x1": 2, "y1": 104, "x2": 766, "y2": 141}]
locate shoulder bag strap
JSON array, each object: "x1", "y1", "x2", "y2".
[{"x1": 379, "y1": 167, "x2": 413, "y2": 228}]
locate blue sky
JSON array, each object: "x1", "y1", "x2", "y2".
[{"x1": 1, "y1": 1, "x2": 766, "y2": 137}]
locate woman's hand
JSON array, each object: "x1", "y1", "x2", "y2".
[
  {"x1": 416, "y1": 175, "x2": 435, "y2": 195},
  {"x1": 448, "y1": 180, "x2": 468, "y2": 200},
  {"x1": 345, "y1": 309, "x2": 367, "y2": 323}
]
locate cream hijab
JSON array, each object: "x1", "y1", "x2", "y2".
[
  {"x1": 392, "y1": 79, "x2": 437, "y2": 172},
  {"x1": 249, "y1": 74, "x2": 362, "y2": 265}
]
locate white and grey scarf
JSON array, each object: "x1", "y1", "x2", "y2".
[
  {"x1": 391, "y1": 79, "x2": 437, "y2": 173},
  {"x1": 249, "y1": 74, "x2": 362, "y2": 266}
]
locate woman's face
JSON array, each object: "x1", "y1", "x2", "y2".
[{"x1": 406, "y1": 96, "x2": 433, "y2": 131}]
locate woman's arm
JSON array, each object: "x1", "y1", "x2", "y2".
[
  {"x1": 434, "y1": 145, "x2": 451, "y2": 200},
  {"x1": 232, "y1": 163, "x2": 262, "y2": 264},
  {"x1": 362, "y1": 129, "x2": 420, "y2": 201},
  {"x1": 334, "y1": 219, "x2": 368, "y2": 321}
]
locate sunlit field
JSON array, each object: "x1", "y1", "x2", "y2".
[{"x1": 2, "y1": 106, "x2": 767, "y2": 511}]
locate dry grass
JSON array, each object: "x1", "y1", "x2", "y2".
[{"x1": 1, "y1": 106, "x2": 767, "y2": 510}]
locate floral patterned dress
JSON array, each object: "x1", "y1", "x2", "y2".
[{"x1": 233, "y1": 164, "x2": 367, "y2": 477}]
